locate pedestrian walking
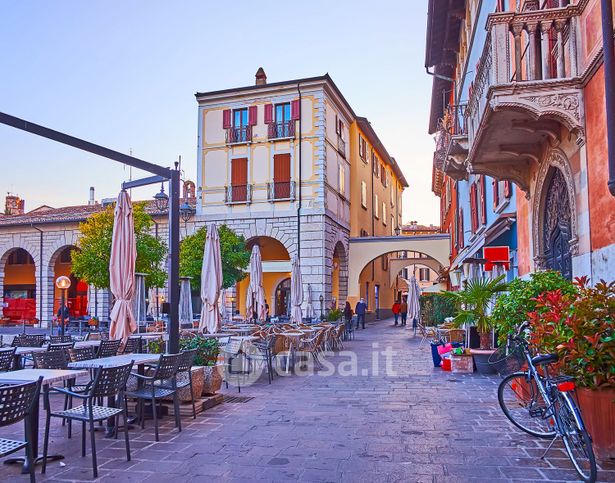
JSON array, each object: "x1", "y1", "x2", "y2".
[
  {"x1": 400, "y1": 298, "x2": 408, "y2": 326},
  {"x1": 392, "y1": 300, "x2": 401, "y2": 326},
  {"x1": 355, "y1": 298, "x2": 367, "y2": 329}
]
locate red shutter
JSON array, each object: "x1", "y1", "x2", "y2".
[
  {"x1": 273, "y1": 154, "x2": 291, "y2": 198},
  {"x1": 231, "y1": 158, "x2": 248, "y2": 202},
  {"x1": 264, "y1": 104, "x2": 273, "y2": 124},
  {"x1": 480, "y1": 176, "x2": 487, "y2": 225},
  {"x1": 504, "y1": 180, "x2": 512, "y2": 198},
  {"x1": 248, "y1": 106, "x2": 258, "y2": 126},
  {"x1": 470, "y1": 183, "x2": 477, "y2": 233},
  {"x1": 222, "y1": 109, "x2": 231, "y2": 129},
  {"x1": 459, "y1": 208, "x2": 464, "y2": 248},
  {"x1": 291, "y1": 99, "x2": 300, "y2": 120},
  {"x1": 492, "y1": 179, "x2": 499, "y2": 210}
]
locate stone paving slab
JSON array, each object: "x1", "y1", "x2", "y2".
[{"x1": 1, "y1": 319, "x2": 614, "y2": 482}]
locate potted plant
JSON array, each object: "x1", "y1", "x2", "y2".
[
  {"x1": 443, "y1": 275, "x2": 507, "y2": 374},
  {"x1": 528, "y1": 278, "x2": 615, "y2": 460},
  {"x1": 180, "y1": 335, "x2": 222, "y2": 396}
]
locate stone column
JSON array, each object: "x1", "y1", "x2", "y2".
[
  {"x1": 527, "y1": 22, "x2": 540, "y2": 80},
  {"x1": 569, "y1": 15, "x2": 578, "y2": 77},
  {"x1": 511, "y1": 23, "x2": 524, "y2": 81},
  {"x1": 555, "y1": 19, "x2": 567, "y2": 78},
  {"x1": 540, "y1": 20, "x2": 553, "y2": 80}
]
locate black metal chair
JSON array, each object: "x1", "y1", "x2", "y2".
[
  {"x1": 121, "y1": 337, "x2": 142, "y2": 355},
  {"x1": 42, "y1": 362, "x2": 134, "y2": 478},
  {"x1": 97, "y1": 340, "x2": 121, "y2": 358},
  {"x1": 49, "y1": 335, "x2": 73, "y2": 344},
  {"x1": 0, "y1": 377, "x2": 43, "y2": 483},
  {"x1": 175, "y1": 349, "x2": 197, "y2": 419},
  {"x1": 126, "y1": 353, "x2": 182, "y2": 441},
  {"x1": 252, "y1": 336, "x2": 276, "y2": 384},
  {"x1": 0, "y1": 348, "x2": 16, "y2": 372},
  {"x1": 32, "y1": 350, "x2": 68, "y2": 370},
  {"x1": 15, "y1": 335, "x2": 45, "y2": 348},
  {"x1": 47, "y1": 342, "x2": 75, "y2": 359},
  {"x1": 68, "y1": 346, "x2": 96, "y2": 363}
]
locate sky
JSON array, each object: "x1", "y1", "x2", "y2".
[{"x1": 0, "y1": 0, "x2": 439, "y2": 225}]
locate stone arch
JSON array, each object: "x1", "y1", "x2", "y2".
[
  {"x1": 240, "y1": 224, "x2": 296, "y2": 259},
  {"x1": 331, "y1": 240, "x2": 348, "y2": 309},
  {"x1": 531, "y1": 147, "x2": 579, "y2": 273}
]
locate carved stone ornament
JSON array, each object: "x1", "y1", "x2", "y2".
[{"x1": 522, "y1": 93, "x2": 581, "y2": 121}]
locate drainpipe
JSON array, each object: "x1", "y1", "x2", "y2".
[
  {"x1": 30, "y1": 224, "x2": 44, "y2": 326},
  {"x1": 297, "y1": 83, "x2": 302, "y2": 256},
  {"x1": 602, "y1": 0, "x2": 615, "y2": 196}
]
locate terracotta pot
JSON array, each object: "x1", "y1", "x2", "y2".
[
  {"x1": 202, "y1": 364, "x2": 223, "y2": 396},
  {"x1": 577, "y1": 386, "x2": 615, "y2": 460},
  {"x1": 470, "y1": 349, "x2": 497, "y2": 375}
]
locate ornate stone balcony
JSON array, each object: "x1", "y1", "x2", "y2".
[
  {"x1": 435, "y1": 103, "x2": 469, "y2": 181},
  {"x1": 464, "y1": 2, "x2": 585, "y2": 195}
]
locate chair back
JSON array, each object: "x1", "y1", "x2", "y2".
[
  {"x1": 0, "y1": 347, "x2": 16, "y2": 371},
  {"x1": 10, "y1": 335, "x2": 23, "y2": 347},
  {"x1": 48, "y1": 342, "x2": 75, "y2": 353},
  {"x1": 122, "y1": 336, "x2": 142, "y2": 354},
  {"x1": 153, "y1": 353, "x2": 182, "y2": 380},
  {"x1": 0, "y1": 377, "x2": 42, "y2": 428},
  {"x1": 49, "y1": 335, "x2": 73, "y2": 344},
  {"x1": 177, "y1": 349, "x2": 197, "y2": 373},
  {"x1": 90, "y1": 362, "x2": 134, "y2": 398},
  {"x1": 33, "y1": 350, "x2": 68, "y2": 369},
  {"x1": 68, "y1": 346, "x2": 96, "y2": 362},
  {"x1": 98, "y1": 339, "x2": 122, "y2": 358},
  {"x1": 19, "y1": 335, "x2": 46, "y2": 347}
]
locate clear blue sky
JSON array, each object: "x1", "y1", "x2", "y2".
[{"x1": 0, "y1": 0, "x2": 438, "y2": 225}]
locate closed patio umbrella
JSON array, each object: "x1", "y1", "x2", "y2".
[
  {"x1": 407, "y1": 275, "x2": 421, "y2": 333},
  {"x1": 290, "y1": 256, "x2": 303, "y2": 324},
  {"x1": 305, "y1": 284, "x2": 315, "y2": 320},
  {"x1": 199, "y1": 223, "x2": 223, "y2": 333},
  {"x1": 109, "y1": 190, "x2": 137, "y2": 342},
  {"x1": 245, "y1": 245, "x2": 266, "y2": 322}
]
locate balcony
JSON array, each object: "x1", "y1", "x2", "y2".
[
  {"x1": 226, "y1": 126, "x2": 252, "y2": 144},
  {"x1": 225, "y1": 184, "x2": 252, "y2": 204},
  {"x1": 267, "y1": 181, "x2": 296, "y2": 202},
  {"x1": 435, "y1": 103, "x2": 469, "y2": 181},
  {"x1": 464, "y1": 3, "x2": 584, "y2": 194},
  {"x1": 337, "y1": 136, "x2": 346, "y2": 158},
  {"x1": 268, "y1": 121, "x2": 295, "y2": 140}
]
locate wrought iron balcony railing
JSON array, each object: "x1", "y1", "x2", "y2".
[
  {"x1": 225, "y1": 184, "x2": 252, "y2": 204},
  {"x1": 337, "y1": 136, "x2": 346, "y2": 158},
  {"x1": 268, "y1": 121, "x2": 295, "y2": 140},
  {"x1": 267, "y1": 181, "x2": 296, "y2": 201},
  {"x1": 226, "y1": 126, "x2": 253, "y2": 144}
]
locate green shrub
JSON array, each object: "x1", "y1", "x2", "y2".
[
  {"x1": 492, "y1": 270, "x2": 576, "y2": 344},
  {"x1": 327, "y1": 308, "x2": 342, "y2": 322},
  {"x1": 179, "y1": 335, "x2": 220, "y2": 366},
  {"x1": 420, "y1": 293, "x2": 457, "y2": 326}
]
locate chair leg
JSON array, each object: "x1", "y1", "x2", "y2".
[
  {"x1": 122, "y1": 408, "x2": 131, "y2": 462},
  {"x1": 189, "y1": 373, "x2": 196, "y2": 419},
  {"x1": 42, "y1": 411, "x2": 52, "y2": 474},
  {"x1": 140, "y1": 399, "x2": 145, "y2": 429},
  {"x1": 25, "y1": 441, "x2": 35, "y2": 483},
  {"x1": 89, "y1": 418, "x2": 98, "y2": 478},
  {"x1": 173, "y1": 391, "x2": 182, "y2": 432},
  {"x1": 81, "y1": 421, "x2": 86, "y2": 457},
  {"x1": 151, "y1": 396, "x2": 159, "y2": 442}
]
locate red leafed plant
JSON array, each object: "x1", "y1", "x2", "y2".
[{"x1": 528, "y1": 277, "x2": 615, "y2": 390}]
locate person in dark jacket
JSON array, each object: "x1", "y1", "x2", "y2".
[{"x1": 355, "y1": 298, "x2": 367, "y2": 329}]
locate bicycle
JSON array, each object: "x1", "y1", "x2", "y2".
[{"x1": 490, "y1": 321, "x2": 597, "y2": 483}]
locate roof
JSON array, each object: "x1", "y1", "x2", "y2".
[
  {"x1": 355, "y1": 117, "x2": 409, "y2": 187},
  {"x1": 401, "y1": 223, "x2": 440, "y2": 233}
]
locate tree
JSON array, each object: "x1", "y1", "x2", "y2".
[
  {"x1": 72, "y1": 203, "x2": 167, "y2": 289},
  {"x1": 179, "y1": 225, "x2": 250, "y2": 289}
]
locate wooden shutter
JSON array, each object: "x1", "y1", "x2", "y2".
[
  {"x1": 291, "y1": 99, "x2": 300, "y2": 120},
  {"x1": 480, "y1": 176, "x2": 487, "y2": 225},
  {"x1": 492, "y1": 178, "x2": 499, "y2": 210},
  {"x1": 248, "y1": 106, "x2": 258, "y2": 126},
  {"x1": 264, "y1": 104, "x2": 273, "y2": 124},
  {"x1": 335, "y1": 115, "x2": 340, "y2": 135},
  {"x1": 273, "y1": 153, "x2": 291, "y2": 199},
  {"x1": 459, "y1": 208, "x2": 464, "y2": 248},
  {"x1": 222, "y1": 109, "x2": 231, "y2": 129},
  {"x1": 470, "y1": 183, "x2": 477, "y2": 233},
  {"x1": 231, "y1": 158, "x2": 248, "y2": 202},
  {"x1": 504, "y1": 180, "x2": 512, "y2": 198}
]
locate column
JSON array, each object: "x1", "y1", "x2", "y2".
[
  {"x1": 569, "y1": 14, "x2": 578, "y2": 77},
  {"x1": 512, "y1": 23, "x2": 524, "y2": 81},
  {"x1": 540, "y1": 20, "x2": 553, "y2": 80},
  {"x1": 555, "y1": 19, "x2": 566, "y2": 78},
  {"x1": 527, "y1": 22, "x2": 540, "y2": 80}
]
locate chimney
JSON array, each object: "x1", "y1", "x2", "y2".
[
  {"x1": 255, "y1": 67, "x2": 267, "y2": 86},
  {"x1": 88, "y1": 187, "x2": 96, "y2": 205},
  {"x1": 5, "y1": 194, "x2": 25, "y2": 215}
]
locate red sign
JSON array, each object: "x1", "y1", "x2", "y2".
[{"x1": 483, "y1": 246, "x2": 510, "y2": 271}]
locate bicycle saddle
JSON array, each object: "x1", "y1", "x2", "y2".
[{"x1": 531, "y1": 353, "x2": 559, "y2": 366}]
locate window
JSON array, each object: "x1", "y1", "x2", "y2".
[
  {"x1": 470, "y1": 182, "x2": 478, "y2": 233},
  {"x1": 335, "y1": 115, "x2": 344, "y2": 138},
  {"x1": 372, "y1": 151, "x2": 379, "y2": 177},
  {"x1": 374, "y1": 195, "x2": 379, "y2": 219},
  {"x1": 7, "y1": 249, "x2": 34, "y2": 265},
  {"x1": 419, "y1": 268, "x2": 430, "y2": 282},
  {"x1": 493, "y1": 178, "x2": 500, "y2": 209},
  {"x1": 381, "y1": 255, "x2": 388, "y2": 271},
  {"x1": 233, "y1": 108, "x2": 248, "y2": 128},
  {"x1": 59, "y1": 248, "x2": 72, "y2": 264},
  {"x1": 361, "y1": 181, "x2": 367, "y2": 209},
  {"x1": 360, "y1": 229, "x2": 369, "y2": 237},
  {"x1": 504, "y1": 180, "x2": 512, "y2": 198},
  {"x1": 275, "y1": 103, "x2": 290, "y2": 123},
  {"x1": 224, "y1": 107, "x2": 253, "y2": 143},
  {"x1": 479, "y1": 175, "x2": 487, "y2": 225},
  {"x1": 458, "y1": 207, "x2": 465, "y2": 249},
  {"x1": 382, "y1": 202, "x2": 387, "y2": 225},
  {"x1": 359, "y1": 135, "x2": 367, "y2": 161},
  {"x1": 338, "y1": 163, "x2": 345, "y2": 194},
  {"x1": 272, "y1": 153, "x2": 291, "y2": 199}
]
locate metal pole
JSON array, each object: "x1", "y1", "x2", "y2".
[
  {"x1": 601, "y1": 0, "x2": 615, "y2": 196},
  {"x1": 167, "y1": 169, "x2": 180, "y2": 353},
  {"x1": 60, "y1": 289, "x2": 66, "y2": 338}
]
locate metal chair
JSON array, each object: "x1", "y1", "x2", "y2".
[
  {"x1": 0, "y1": 348, "x2": 16, "y2": 372},
  {"x1": 42, "y1": 362, "x2": 134, "y2": 478},
  {"x1": 97, "y1": 339, "x2": 121, "y2": 358},
  {"x1": 16, "y1": 335, "x2": 45, "y2": 348},
  {"x1": 175, "y1": 349, "x2": 198, "y2": 419},
  {"x1": 47, "y1": 342, "x2": 75, "y2": 357},
  {"x1": 49, "y1": 335, "x2": 73, "y2": 344},
  {"x1": 68, "y1": 346, "x2": 96, "y2": 363},
  {"x1": 33, "y1": 350, "x2": 68, "y2": 370},
  {"x1": 121, "y1": 337, "x2": 142, "y2": 355},
  {"x1": 252, "y1": 336, "x2": 276, "y2": 384},
  {"x1": 126, "y1": 353, "x2": 182, "y2": 442},
  {"x1": 0, "y1": 377, "x2": 43, "y2": 483}
]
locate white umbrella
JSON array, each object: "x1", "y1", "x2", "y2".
[
  {"x1": 290, "y1": 256, "x2": 303, "y2": 323},
  {"x1": 218, "y1": 288, "x2": 227, "y2": 322},
  {"x1": 199, "y1": 223, "x2": 223, "y2": 333},
  {"x1": 179, "y1": 277, "x2": 193, "y2": 329},
  {"x1": 407, "y1": 275, "x2": 422, "y2": 328},
  {"x1": 305, "y1": 284, "x2": 315, "y2": 320},
  {"x1": 86, "y1": 284, "x2": 94, "y2": 316},
  {"x1": 109, "y1": 190, "x2": 137, "y2": 342},
  {"x1": 245, "y1": 245, "x2": 266, "y2": 321}
]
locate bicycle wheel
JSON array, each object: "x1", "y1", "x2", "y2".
[
  {"x1": 555, "y1": 392, "x2": 597, "y2": 483},
  {"x1": 498, "y1": 372, "x2": 556, "y2": 438}
]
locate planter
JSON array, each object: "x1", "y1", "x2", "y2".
[
  {"x1": 451, "y1": 354, "x2": 473, "y2": 373},
  {"x1": 202, "y1": 364, "x2": 223, "y2": 396},
  {"x1": 470, "y1": 349, "x2": 497, "y2": 375},
  {"x1": 174, "y1": 366, "x2": 204, "y2": 403},
  {"x1": 577, "y1": 386, "x2": 615, "y2": 460}
]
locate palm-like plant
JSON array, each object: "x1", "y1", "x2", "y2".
[{"x1": 442, "y1": 275, "x2": 508, "y2": 349}]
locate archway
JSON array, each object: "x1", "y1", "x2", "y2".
[
  {"x1": 331, "y1": 241, "x2": 348, "y2": 310},
  {"x1": 236, "y1": 236, "x2": 291, "y2": 317},
  {"x1": 49, "y1": 246, "x2": 89, "y2": 318},
  {"x1": 1, "y1": 248, "x2": 36, "y2": 323}
]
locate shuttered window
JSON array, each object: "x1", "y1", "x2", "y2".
[
  {"x1": 479, "y1": 175, "x2": 487, "y2": 225},
  {"x1": 361, "y1": 181, "x2": 367, "y2": 208},
  {"x1": 273, "y1": 153, "x2": 291, "y2": 199},
  {"x1": 470, "y1": 183, "x2": 478, "y2": 233},
  {"x1": 231, "y1": 158, "x2": 248, "y2": 202},
  {"x1": 493, "y1": 178, "x2": 500, "y2": 210}
]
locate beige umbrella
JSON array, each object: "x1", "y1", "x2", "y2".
[
  {"x1": 109, "y1": 190, "x2": 137, "y2": 341},
  {"x1": 305, "y1": 284, "x2": 315, "y2": 320},
  {"x1": 199, "y1": 223, "x2": 223, "y2": 333},
  {"x1": 218, "y1": 288, "x2": 227, "y2": 322},
  {"x1": 290, "y1": 256, "x2": 303, "y2": 323},
  {"x1": 245, "y1": 245, "x2": 266, "y2": 321}
]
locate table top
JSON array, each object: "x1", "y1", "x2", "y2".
[
  {"x1": 74, "y1": 340, "x2": 101, "y2": 348},
  {"x1": 230, "y1": 336, "x2": 258, "y2": 342},
  {"x1": 68, "y1": 353, "x2": 160, "y2": 369},
  {"x1": 0, "y1": 368, "x2": 88, "y2": 386},
  {"x1": 280, "y1": 331, "x2": 303, "y2": 337},
  {"x1": 224, "y1": 327, "x2": 252, "y2": 332},
  {"x1": 13, "y1": 347, "x2": 47, "y2": 356},
  {"x1": 202, "y1": 333, "x2": 233, "y2": 338}
]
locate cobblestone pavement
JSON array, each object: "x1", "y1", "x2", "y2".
[{"x1": 1, "y1": 319, "x2": 614, "y2": 482}]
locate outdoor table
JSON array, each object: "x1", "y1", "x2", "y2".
[
  {"x1": 13, "y1": 346, "x2": 47, "y2": 369},
  {"x1": 0, "y1": 368, "x2": 88, "y2": 473},
  {"x1": 73, "y1": 340, "x2": 101, "y2": 349},
  {"x1": 224, "y1": 327, "x2": 253, "y2": 336}
]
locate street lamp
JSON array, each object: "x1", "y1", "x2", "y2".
[
  {"x1": 319, "y1": 294, "x2": 324, "y2": 320},
  {"x1": 154, "y1": 183, "x2": 169, "y2": 212},
  {"x1": 394, "y1": 225, "x2": 401, "y2": 236},
  {"x1": 55, "y1": 275, "x2": 71, "y2": 337},
  {"x1": 180, "y1": 201, "x2": 195, "y2": 223}
]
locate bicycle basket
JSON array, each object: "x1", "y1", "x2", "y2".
[{"x1": 488, "y1": 341, "x2": 526, "y2": 377}]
